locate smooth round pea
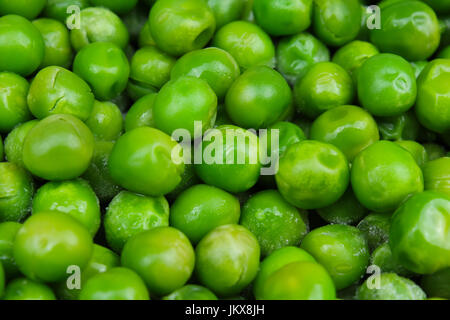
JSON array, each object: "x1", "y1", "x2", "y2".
[
  {"x1": 357, "y1": 212, "x2": 391, "y2": 252},
  {"x1": 357, "y1": 273, "x2": 426, "y2": 300},
  {"x1": 0, "y1": 222, "x2": 21, "y2": 278},
  {"x1": 0, "y1": 163, "x2": 33, "y2": 222},
  {"x1": 0, "y1": 72, "x2": 32, "y2": 133},
  {"x1": 301, "y1": 224, "x2": 370, "y2": 290},
  {"x1": 104, "y1": 191, "x2": 169, "y2": 253},
  {"x1": 253, "y1": 0, "x2": 312, "y2": 36},
  {"x1": 276, "y1": 32, "x2": 330, "y2": 85},
  {"x1": 22, "y1": 114, "x2": 95, "y2": 181},
  {"x1": 275, "y1": 140, "x2": 349, "y2": 209},
  {"x1": 390, "y1": 191, "x2": 450, "y2": 274},
  {"x1": 32, "y1": 18, "x2": 73, "y2": 69},
  {"x1": 0, "y1": 15, "x2": 44, "y2": 76},
  {"x1": 351, "y1": 141, "x2": 424, "y2": 212},
  {"x1": 294, "y1": 62, "x2": 354, "y2": 119},
  {"x1": 70, "y1": 7, "x2": 129, "y2": 51},
  {"x1": 27, "y1": 66, "x2": 95, "y2": 121},
  {"x1": 310, "y1": 105, "x2": 379, "y2": 162},
  {"x1": 213, "y1": 21, "x2": 275, "y2": 70},
  {"x1": 206, "y1": 0, "x2": 245, "y2": 29},
  {"x1": 124, "y1": 93, "x2": 156, "y2": 132},
  {"x1": 225, "y1": 66, "x2": 292, "y2": 130},
  {"x1": 195, "y1": 224, "x2": 260, "y2": 297},
  {"x1": 163, "y1": 285, "x2": 218, "y2": 300},
  {"x1": 370, "y1": 242, "x2": 413, "y2": 277},
  {"x1": 423, "y1": 157, "x2": 450, "y2": 197},
  {"x1": 32, "y1": 179, "x2": 101, "y2": 236},
  {"x1": 3, "y1": 278, "x2": 56, "y2": 300},
  {"x1": 43, "y1": 0, "x2": 90, "y2": 22},
  {"x1": 394, "y1": 140, "x2": 428, "y2": 168},
  {"x1": 357, "y1": 54, "x2": 417, "y2": 117},
  {"x1": 13, "y1": 211, "x2": 93, "y2": 282},
  {"x1": 90, "y1": 0, "x2": 138, "y2": 14},
  {"x1": 153, "y1": 76, "x2": 217, "y2": 138},
  {"x1": 79, "y1": 267, "x2": 149, "y2": 300},
  {"x1": 121, "y1": 227, "x2": 195, "y2": 296},
  {"x1": 0, "y1": 0, "x2": 46, "y2": 19},
  {"x1": 376, "y1": 110, "x2": 420, "y2": 141},
  {"x1": 73, "y1": 42, "x2": 130, "y2": 101},
  {"x1": 421, "y1": 267, "x2": 450, "y2": 300},
  {"x1": 149, "y1": 0, "x2": 216, "y2": 56},
  {"x1": 85, "y1": 101, "x2": 123, "y2": 141}
]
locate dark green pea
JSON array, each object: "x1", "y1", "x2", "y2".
[
  {"x1": 423, "y1": 143, "x2": 446, "y2": 161},
  {"x1": 0, "y1": 222, "x2": 22, "y2": 278},
  {"x1": 90, "y1": 0, "x2": 138, "y2": 14},
  {"x1": 357, "y1": 273, "x2": 426, "y2": 300},
  {"x1": 357, "y1": 212, "x2": 391, "y2": 252},
  {"x1": 394, "y1": 140, "x2": 428, "y2": 168},
  {"x1": 423, "y1": 157, "x2": 450, "y2": 197},
  {"x1": 125, "y1": 93, "x2": 156, "y2": 132},
  {"x1": 371, "y1": 242, "x2": 414, "y2": 277},
  {"x1": 421, "y1": 267, "x2": 450, "y2": 300},
  {"x1": 138, "y1": 21, "x2": 156, "y2": 48},
  {"x1": 85, "y1": 101, "x2": 123, "y2": 141},
  {"x1": 43, "y1": 0, "x2": 90, "y2": 23},
  {"x1": 165, "y1": 162, "x2": 201, "y2": 202},
  {"x1": 437, "y1": 46, "x2": 450, "y2": 59},
  {"x1": 126, "y1": 80, "x2": 157, "y2": 102},
  {"x1": 163, "y1": 285, "x2": 218, "y2": 300},
  {"x1": 206, "y1": 0, "x2": 245, "y2": 29},
  {"x1": 376, "y1": 110, "x2": 420, "y2": 141},
  {"x1": 3, "y1": 278, "x2": 56, "y2": 300},
  {"x1": 0, "y1": 0, "x2": 46, "y2": 20}
]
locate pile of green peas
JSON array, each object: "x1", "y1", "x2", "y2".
[{"x1": 0, "y1": 0, "x2": 449, "y2": 301}]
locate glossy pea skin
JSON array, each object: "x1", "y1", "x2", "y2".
[
  {"x1": 301, "y1": 224, "x2": 370, "y2": 290},
  {"x1": 125, "y1": 93, "x2": 156, "y2": 132},
  {"x1": 310, "y1": 105, "x2": 379, "y2": 162},
  {"x1": 351, "y1": 141, "x2": 424, "y2": 213},
  {"x1": 73, "y1": 42, "x2": 130, "y2": 101},
  {"x1": 195, "y1": 224, "x2": 260, "y2": 297},
  {"x1": 108, "y1": 127, "x2": 184, "y2": 197},
  {"x1": 206, "y1": 0, "x2": 245, "y2": 29},
  {"x1": 389, "y1": 191, "x2": 450, "y2": 274},
  {"x1": 262, "y1": 121, "x2": 307, "y2": 161},
  {"x1": 121, "y1": 227, "x2": 195, "y2": 297},
  {"x1": 294, "y1": 62, "x2": 354, "y2": 119},
  {"x1": 376, "y1": 110, "x2": 420, "y2": 141},
  {"x1": 43, "y1": 0, "x2": 90, "y2": 22},
  {"x1": 253, "y1": 0, "x2": 313, "y2": 36},
  {"x1": 423, "y1": 157, "x2": 450, "y2": 197},
  {"x1": 275, "y1": 140, "x2": 349, "y2": 209},
  {"x1": 13, "y1": 211, "x2": 93, "y2": 282},
  {"x1": 0, "y1": 163, "x2": 33, "y2": 222},
  {"x1": 194, "y1": 125, "x2": 261, "y2": 193},
  {"x1": 153, "y1": 77, "x2": 217, "y2": 138},
  {"x1": 394, "y1": 140, "x2": 428, "y2": 168},
  {"x1": 357, "y1": 273, "x2": 426, "y2": 300},
  {"x1": 32, "y1": 179, "x2": 101, "y2": 237},
  {"x1": 171, "y1": 47, "x2": 240, "y2": 100},
  {"x1": 213, "y1": 21, "x2": 275, "y2": 70},
  {"x1": 225, "y1": 66, "x2": 292, "y2": 130},
  {"x1": 89, "y1": 0, "x2": 138, "y2": 14},
  {"x1": 85, "y1": 101, "x2": 123, "y2": 141},
  {"x1": 79, "y1": 267, "x2": 149, "y2": 300},
  {"x1": 370, "y1": 1, "x2": 440, "y2": 61},
  {"x1": 3, "y1": 278, "x2": 56, "y2": 300},
  {"x1": 32, "y1": 18, "x2": 73, "y2": 69},
  {"x1": 240, "y1": 190, "x2": 308, "y2": 257},
  {"x1": 170, "y1": 184, "x2": 240, "y2": 244},
  {"x1": 149, "y1": 0, "x2": 216, "y2": 56},
  {"x1": 0, "y1": 72, "x2": 32, "y2": 133},
  {"x1": 163, "y1": 284, "x2": 218, "y2": 300},
  {"x1": 0, "y1": 222, "x2": 21, "y2": 278},
  {"x1": 356, "y1": 212, "x2": 391, "y2": 252},
  {"x1": 276, "y1": 32, "x2": 330, "y2": 85},
  {"x1": 357, "y1": 54, "x2": 417, "y2": 117},
  {"x1": 22, "y1": 114, "x2": 95, "y2": 181},
  {"x1": 0, "y1": 0, "x2": 46, "y2": 19},
  {"x1": 138, "y1": 20, "x2": 156, "y2": 48},
  {"x1": 421, "y1": 267, "x2": 450, "y2": 299},
  {"x1": 27, "y1": 66, "x2": 95, "y2": 121},
  {"x1": 70, "y1": 7, "x2": 129, "y2": 52},
  {"x1": 104, "y1": 191, "x2": 169, "y2": 253},
  {"x1": 313, "y1": 0, "x2": 361, "y2": 47},
  {"x1": 415, "y1": 59, "x2": 450, "y2": 134},
  {"x1": 370, "y1": 242, "x2": 413, "y2": 277}
]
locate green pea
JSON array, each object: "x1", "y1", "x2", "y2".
[
  {"x1": 126, "y1": 81, "x2": 157, "y2": 102},
  {"x1": 410, "y1": 60, "x2": 429, "y2": 78},
  {"x1": 195, "y1": 224, "x2": 260, "y2": 297},
  {"x1": 0, "y1": 0, "x2": 46, "y2": 20},
  {"x1": 43, "y1": 0, "x2": 90, "y2": 23},
  {"x1": 0, "y1": 162, "x2": 33, "y2": 222},
  {"x1": 85, "y1": 101, "x2": 123, "y2": 141},
  {"x1": 376, "y1": 110, "x2": 420, "y2": 141},
  {"x1": 423, "y1": 143, "x2": 447, "y2": 161},
  {"x1": 423, "y1": 157, "x2": 450, "y2": 197},
  {"x1": 163, "y1": 285, "x2": 218, "y2": 300},
  {"x1": 89, "y1": 0, "x2": 138, "y2": 15},
  {"x1": 22, "y1": 114, "x2": 95, "y2": 181},
  {"x1": 13, "y1": 211, "x2": 93, "y2": 282},
  {"x1": 149, "y1": 0, "x2": 216, "y2": 56},
  {"x1": 421, "y1": 267, "x2": 450, "y2": 300},
  {"x1": 125, "y1": 93, "x2": 156, "y2": 132},
  {"x1": 263, "y1": 121, "x2": 307, "y2": 160},
  {"x1": 121, "y1": 227, "x2": 195, "y2": 296},
  {"x1": 27, "y1": 66, "x2": 95, "y2": 121},
  {"x1": 371, "y1": 243, "x2": 413, "y2": 277},
  {"x1": 394, "y1": 140, "x2": 428, "y2": 168},
  {"x1": 0, "y1": 222, "x2": 21, "y2": 278},
  {"x1": 73, "y1": 42, "x2": 130, "y2": 101},
  {"x1": 356, "y1": 212, "x2": 391, "y2": 252},
  {"x1": 0, "y1": 72, "x2": 32, "y2": 133},
  {"x1": 213, "y1": 21, "x2": 275, "y2": 70},
  {"x1": 79, "y1": 267, "x2": 149, "y2": 300},
  {"x1": 206, "y1": 0, "x2": 245, "y2": 29},
  {"x1": 3, "y1": 278, "x2": 56, "y2": 300},
  {"x1": 357, "y1": 273, "x2": 426, "y2": 300},
  {"x1": 138, "y1": 21, "x2": 156, "y2": 48}
]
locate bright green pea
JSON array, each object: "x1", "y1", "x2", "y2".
[
  {"x1": 213, "y1": 20, "x2": 275, "y2": 70},
  {"x1": 195, "y1": 224, "x2": 260, "y2": 297},
  {"x1": 0, "y1": 0, "x2": 46, "y2": 20},
  {"x1": 90, "y1": 0, "x2": 138, "y2": 14},
  {"x1": 276, "y1": 32, "x2": 330, "y2": 85},
  {"x1": 0, "y1": 163, "x2": 33, "y2": 222},
  {"x1": 294, "y1": 62, "x2": 354, "y2": 119},
  {"x1": 0, "y1": 72, "x2": 32, "y2": 133},
  {"x1": 149, "y1": 0, "x2": 216, "y2": 56},
  {"x1": 70, "y1": 7, "x2": 129, "y2": 52},
  {"x1": 206, "y1": 0, "x2": 245, "y2": 29},
  {"x1": 263, "y1": 121, "x2": 306, "y2": 160},
  {"x1": 121, "y1": 227, "x2": 195, "y2": 297},
  {"x1": 126, "y1": 81, "x2": 157, "y2": 102},
  {"x1": 371, "y1": 242, "x2": 413, "y2": 277},
  {"x1": 79, "y1": 267, "x2": 149, "y2": 300},
  {"x1": 163, "y1": 284, "x2": 218, "y2": 300},
  {"x1": 104, "y1": 191, "x2": 169, "y2": 253},
  {"x1": 423, "y1": 157, "x2": 450, "y2": 197},
  {"x1": 357, "y1": 212, "x2": 391, "y2": 252},
  {"x1": 313, "y1": 0, "x2": 361, "y2": 47},
  {"x1": 394, "y1": 140, "x2": 428, "y2": 168},
  {"x1": 390, "y1": 191, "x2": 450, "y2": 274},
  {"x1": 3, "y1": 278, "x2": 56, "y2": 300},
  {"x1": 253, "y1": 0, "x2": 312, "y2": 36},
  {"x1": 125, "y1": 93, "x2": 156, "y2": 132},
  {"x1": 27, "y1": 66, "x2": 95, "y2": 121},
  {"x1": 421, "y1": 267, "x2": 450, "y2": 300},
  {"x1": 357, "y1": 273, "x2": 426, "y2": 300},
  {"x1": 32, "y1": 18, "x2": 73, "y2": 69},
  {"x1": 32, "y1": 179, "x2": 101, "y2": 237},
  {"x1": 351, "y1": 141, "x2": 424, "y2": 213},
  {"x1": 376, "y1": 110, "x2": 420, "y2": 141},
  {"x1": 22, "y1": 114, "x2": 95, "y2": 181},
  {"x1": 171, "y1": 47, "x2": 240, "y2": 100},
  {"x1": 0, "y1": 222, "x2": 21, "y2": 278},
  {"x1": 73, "y1": 42, "x2": 130, "y2": 101},
  {"x1": 13, "y1": 211, "x2": 93, "y2": 282},
  {"x1": 301, "y1": 224, "x2": 370, "y2": 290},
  {"x1": 85, "y1": 101, "x2": 123, "y2": 141},
  {"x1": 43, "y1": 0, "x2": 90, "y2": 22}
]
